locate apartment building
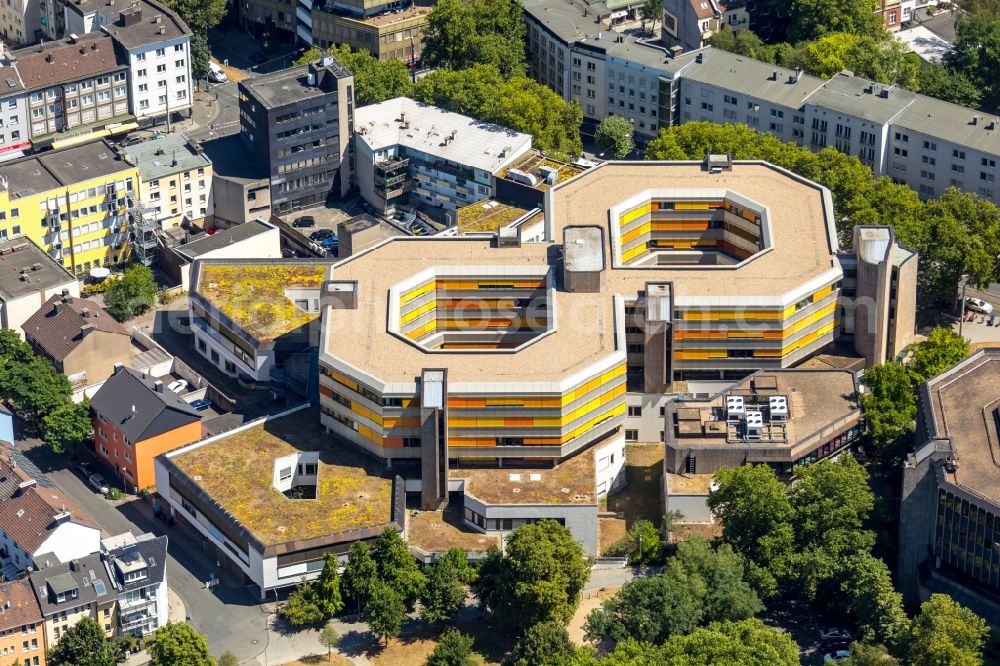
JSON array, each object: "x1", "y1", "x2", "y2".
[
  {"x1": 14, "y1": 34, "x2": 131, "y2": 150},
  {"x1": 0, "y1": 443, "x2": 100, "y2": 579},
  {"x1": 125, "y1": 133, "x2": 212, "y2": 229},
  {"x1": 0, "y1": 58, "x2": 29, "y2": 162},
  {"x1": 353, "y1": 97, "x2": 533, "y2": 214},
  {"x1": 316, "y1": 159, "x2": 915, "y2": 550},
  {"x1": 898, "y1": 349, "x2": 1000, "y2": 619},
  {"x1": 0, "y1": 0, "x2": 42, "y2": 46},
  {"x1": 310, "y1": 2, "x2": 431, "y2": 64},
  {"x1": 662, "y1": 0, "x2": 749, "y2": 51},
  {"x1": 0, "y1": 580, "x2": 46, "y2": 666},
  {"x1": 522, "y1": 1, "x2": 1000, "y2": 200},
  {"x1": 239, "y1": 57, "x2": 354, "y2": 214},
  {"x1": 0, "y1": 140, "x2": 140, "y2": 276},
  {"x1": 0, "y1": 238, "x2": 79, "y2": 338},
  {"x1": 102, "y1": 533, "x2": 168, "y2": 637},
  {"x1": 29, "y1": 552, "x2": 117, "y2": 645},
  {"x1": 90, "y1": 365, "x2": 203, "y2": 492},
  {"x1": 22, "y1": 292, "x2": 131, "y2": 397}
]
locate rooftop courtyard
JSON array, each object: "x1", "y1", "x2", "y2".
[{"x1": 168, "y1": 407, "x2": 395, "y2": 548}]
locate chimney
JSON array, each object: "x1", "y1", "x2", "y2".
[
  {"x1": 153, "y1": 380, "x2": 164, "y2": 393},
  {"x1": 695, "y1": 52, "x2": 704, "y2": 64},
  {"x1": 45, "y1": 53, "x2": 53, "y2": 64},
  {"x1": 61, "y1": 288, "x2": 69, "y2": 296},
  {"x1": 80, "y1": 307, "x2": 89, "y2": 318},
  {"x1": 80, "y1": 323, "x2": 96, "y2": 337},
  {"x1": 53, "y1": 301, "x2": 62, "y2": 315}
]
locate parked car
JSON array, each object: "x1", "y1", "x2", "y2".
[
  {"x1": 964, "y1": 297, "x2": 994, "y2": 314},
  {"x1": 310, "y1": 229, "x2": 334, "y2": 240},
  {"x1": 121, "y1": 133, "x2": 144, "y2": 147},
  {"x1": 167, "y1": 379, "x2": 189, "y2": 393},
  {"x1": 208, "y1": 62, "x2": 228, "y2": 83},
  {"x1": 823, "y1": 650, "x2": 851, "y2": 663},
  {"x1": 820, "y1": 629, "x2": 852, "y2": 644},
  {"x1": 321, "y1": 236, "x2": 338, "y2": 249},
  {"x1": 77, "y1": 461, "x2": 93, "y2": 477},
  {"x1": 88, "y1": 473, "x2": 110, "y2": 495},
  {"x1": 292, "y1": 215, "x2": 316, "y2": 228},
  {"x1": 189, "y1": 398, "x2": 212, "y2": 411}
]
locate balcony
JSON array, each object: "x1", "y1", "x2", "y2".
[
  {"x1": 120, "y1": 594, "x2": 155, "y2": 611},
  {"x1": 375, "y1": 157, "x2": 409, "y2": 176},
  {"x1": 376, "y1": 180, "x2": 412, "y2": 200}
]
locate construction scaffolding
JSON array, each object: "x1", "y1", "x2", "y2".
[{"x1": 110, "y1": 181, "x2": 160, "y2": 266}]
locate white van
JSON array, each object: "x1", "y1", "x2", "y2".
[{"x1": 208, "y1": 62, "x2": 227, "y2": 83}]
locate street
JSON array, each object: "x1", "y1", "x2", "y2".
[{"x1": 14, "y1": 422, "x2": 272, "y2": 663}]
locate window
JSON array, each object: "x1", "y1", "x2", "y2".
[
  {"x1": 625, "y1": 429, "x2": 638, "y2": 441},
  {"x1": 155, "y1": 48, "x2": 165, "y2": 57},
  {"x1": 922, "y1": 156, "x2": 936, "y2": 166},
  {"x1": 953, "y1": 149, "x2": 966, "y2": 160},
  {"x1": 175, "y1": 59, "x2": 185, "y2": 68},
  {"x1": 175, "y1": 44, "x2": 184, "y2": 52},
  {"x1": 137, "y1": 68, "x2": 146, "y2": 78},
  {"x1": 156, "y1": 64, "x2": 167, "y2": 73},
  {"x1": 628, "y1": 406, "x2": 642, "y2": 417},
  {"x1": 923, "y1": 140, "x2": 937, "y2": 151},
  {"x1": 982, "y1": 158, "x2": 996, "y2": 168}
]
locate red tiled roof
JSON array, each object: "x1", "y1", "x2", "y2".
[
  {"x1": 0, "y1": 579, "x2": 42, "y2": 630},
  {"x1": 13, "y1": 34, "x2": 125, "y2": 90},
  {"x1": 22, "y1": 294, "x2": 128, "y2": 361}
]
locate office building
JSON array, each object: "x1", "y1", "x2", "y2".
[
  {"x1": 200, "y1": 134, "x2": 271, "y2": 226},
  {"x1": 353, "y1": 97, "x2": 533, "y2": 215},
  {"x1": 125, "y1": 133, "x2": 212, "y2": 229},
  {"x1": 189, "y1": 259, "x2": 331, "y2": 385},
  {"x1": 521, "y1": 1, "x2": 1000, "y2": 200},
  {"x1": 663, "y1": 368, "x2": 863, "y2": 477},
  {"x1": 316, "y1": 159, "x2": 915, "y2": 552},
  {"x1": 0, "y1": 579, "x2": 45, "y2": 666},
  {"x1": 899, "y1": 349, "x2": 1000, "y2": 620},
  {"x1": 0, "y1": 237, "x2": 78, "y2": 337},
  {"x1": 0, "y1": 140, "x2": 141, "y2": 276},
  {"x1": 239, "y1": 57, "x2": 354, "y2": 214},
  {"x1": 22, "y1": 292, "x2": 131, "y2": 397},
  {"x1": 154, "y1": 405, "x2": 403, "y2": 598}
]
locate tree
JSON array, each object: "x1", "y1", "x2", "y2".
[
  {"x1": 835, "y1": 554, "x2": 909, "y2": 645},
  {"x1": 606, "y1": 519, "x2": 661, "y2": 565},
  {"x1": 420, "y1": 548, "x2": 471, "y2": 623},
  {"x1": 2, "y1": 355, "x2": 72, "y2": 417},
  {"x1": 217, "y1": 651, "x2": 239, "y2": 666},
  {"x1": 902, "y1": 594, "x2": 989, "y2": 666},
  {"x1": 366, "y1": 582, "x2": 406, "y2": 645},
  {"x1": 916, "y1": 63, "x2": 983, "y2": 109},
  {"x1": 413, "y1": 65, "x2": 582, "y2": 158},
  {"x1": 341, "y1": 541, "x2": 378, "y2": 613},
  {"x1": 104, "y1": 264, "x2": 159, "y2": 322},
  {"x1": 789, "y1": 455, "x2": 874, "y2": 552},
  {"x1": 947, "y1": 16, "x2": 1000, "y2": 108},
  {"x1": 372, "y1": 529, "x2": 426, "y2": 606},
  {"x1": 189, "y1": 33, "x2": 211, "y2": 80},
  {"x1": 281, "y1": 580, "x2": 325, "y2": 627},
  {"x1": 511, "y1": 622, "x2": 575, "y2": 666},
  {"x1": 707, "y1": 464, "x2": 794, "y2": 596},
  {"x1": 296, "y1": 45, "x2": 413, "y2": 106},
  {"x1": 842, "y1": 642, "x2": 900, "y2": 666},
  {"x1": 147, "y1": 622, "x2": 215, "y2": 666},
  {"x1": 908, "y1": 327, "x2": 969, "y2": 384},
  {"x1": 314, "y1": 553, "x2": 345, "y2": 619},
  {"x1": 471, "y1": 520, "x2": 589, "y2": 629},
  {"x1": 162, "y1": 0, "x2": 225, "y2": 80},
  {"x1": 41, "y1": 399, "x2": 92, "y2": 455},
  {"x1": 639, "y1": 0, "x2": 663, "y2": 35},
  {"x1": 786, "y1": 0, "x2": 885, "y2": 42},
  {"x1": 318, "y1": 626, "x2": 341, "y2": 661},
  {"x1": 858, "y1": 361, "x2": 917, "y2": 455},
  {"x1": 585, "y1": 536, "x2": 761, "y2": 644},
  {"x1": 47, "y1": 617, "x2": 127, "y2": 666},
  {"x1": 424, "y1": 629, "x2": 476, "y2": 666},
  {"x1": 594, "y1": 116, "x2": 635, "y2": 159},
  {"x1": 420, "y1": 0, "x2": 525, "y2": 77}
]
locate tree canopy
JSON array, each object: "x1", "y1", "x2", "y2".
[
  {"x1": 104, "y1": 264, "x2": 159, "y2": 322},
  {"x1": 511, "y1": 622, "x2": 576, "y2": 666},
  {"x1": 785, "y1": 0, "x2": 885, "y2": 42},
  {"x1": 595, "y1": 116, "x2": 636, "y2": 159},
  {"x1": 420, "y1": 0, "x2": 525, "y2": 77},
  {"x1": 366, "y1": 582, "x2": 407, "y2": 645},
  {"x1": 372, "y1": 528, "x2": 426, "y2": 607},
  {"x1": 946, "y1": 15, "x2": 1000, "y2": 109},
  {"x1": 420, "y1": 548, "x2": 472, "y2": 623},
  {"x1": 424, "y1": 629, "x2": 476, "y2": 666},
  {"x1": 295, "y1": 45, "x2": 412, "y2": 106},
  {"x1": 902, "y1": 594, "x2": 989, "y2": 666},
  {"x1": 46, "y1": 617, "x2": 127, "y2": 666},
  {"x1": 471, "y1": 520, "x2": 590, "y2": 628},
  {"x1": 279, "y1": 553, "x2": 344, "y2": 627},
  {"x1": 341, "y1": 541, "x2": 379, "y2": 614},
  {"x1": 147, "y1": 622, "x2": 215, "y2": 666}
]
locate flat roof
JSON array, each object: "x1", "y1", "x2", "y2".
[
  {"x1": 355, "y1": 97, "x2": 533, "y2": 174},
  {"x1": 125, "y1": 133, "x2": 210, "y2": 181},
  {"x1": 199, "y1": 133, "x2": 267, "y2": 183},
  {"x1": 240, "y1": 60, "x2": 349, "y2": 109},
  {"x1": 0, "y1": 238, "x2": 76, "y2": 301},
  {"x1": 84, "y1": 0, "x2": 190, "y2": 48},
  {"x1": 454, "y1": 442, "x2": 596, "y2": 505},
  {"x1": 0, "y1": 140, "x2": 131, "y2": 200},
  {"x1": 924, "y1": 349, "x2": 1000, "y2": 504},
  {"x1": 323, "y1": 161, "x2": 840, "y2": 386},
  {"x1": 179, "y1": 219, "x2": 275, "y2": 259},
  {"x1": 167, "y1": 407, "x2": 395, "y2": 551},
  {"x1": 193, "y1": 260, "x2": 330, "y2": 342},
  {"x1": 669, "y1": 369, "x2": 859, "y2": 447},
  {"x1": 806, "y1": 72, "x2": 918, "y2": 124}
]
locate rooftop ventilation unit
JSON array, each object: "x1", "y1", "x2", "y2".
[
  {"x1": 769, "y1": 395, "x2": 788, "y2": 420},
  {"x1": 744, "y1": 411, "x2": 763, "y2": 439},
  {"x1": 726, "y1": 395, "x2": 744, "y2": 421}
]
